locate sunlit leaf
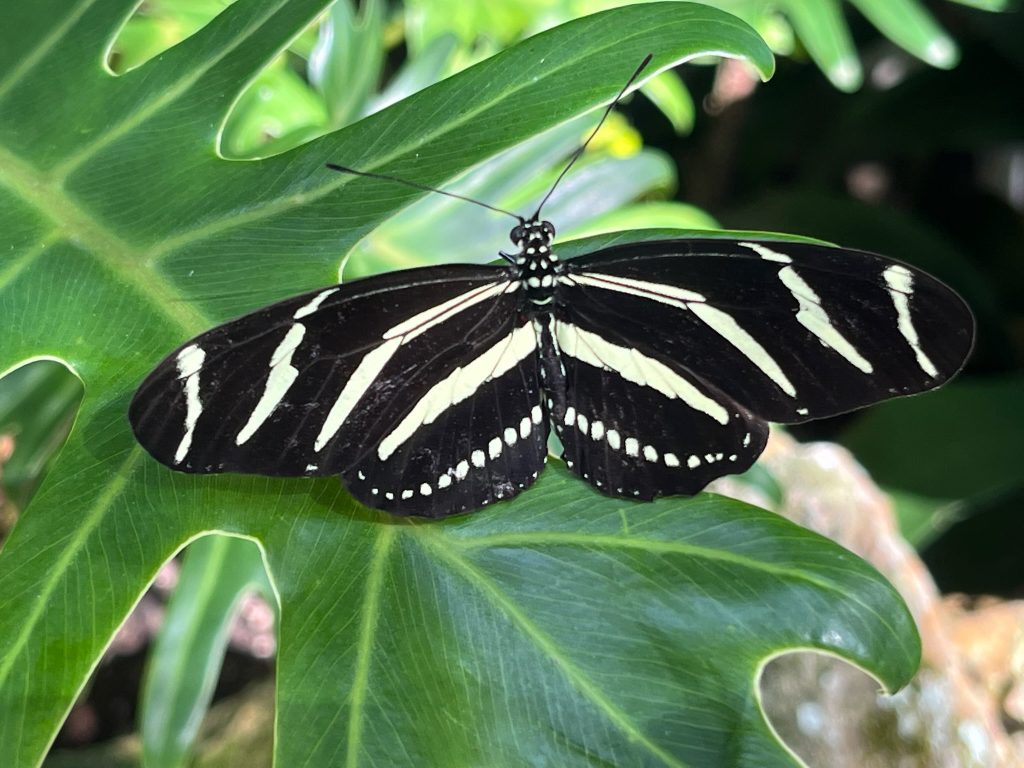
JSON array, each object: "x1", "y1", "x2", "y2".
[
  {"x1": 851, "y1": 0, "x2": 959, "y2": 69},
  {"x1": 561, "y1": 201, "x2": 720, "y2": 239}
]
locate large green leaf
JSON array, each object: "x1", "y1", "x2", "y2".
[{"x1": 0, "y1": 2, "x2": 919, "y2": 765}]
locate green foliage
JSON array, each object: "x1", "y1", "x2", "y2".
[
  {"x1": 139, "y1": 535, "x2": 272, "y2": 768},
  {"x1": 108, "y1": 0, "x2": 1006, "y2": 160},
  {"x1": 308, "y1": 0, "x2": 386, "y2": 129},
  {"x1": 842, "y1": 376, "x2": 1024, "y2": 547},
  {"x1": 0, "y1": 1, "x2": 927, "y2": 766},
  {"x1": 0, "y1": 361, "x2": 81, "y2": 511},
  {"x1": 403, "y1": 0, "x2": 1006, "y2": 91}
]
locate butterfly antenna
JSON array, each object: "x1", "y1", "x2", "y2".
[
  {"x1": 325, "y1": 163, "x2": 524, "y2": 223},
  {"x1": 531, "y1": 53, "x2": 654, "y2": 221}
]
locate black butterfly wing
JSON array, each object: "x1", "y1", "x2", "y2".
[
  {"x1": 549, "y1": 237, "x2": 974, "y2": 496},
  {"x1": 562, "y1": 238, "x2": 974, "y2": 421},
  {"x1": 130, "y1": 265, "x2": 548, "y2": 517},
  {"x1": 343, "y1": 313, "x2": 548, "y2": 518},
  {"x1": 538, "y1": 317, "x2": 768, "y2": 499}
]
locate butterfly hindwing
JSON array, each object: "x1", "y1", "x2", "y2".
[
  {"x1": 342, "y1": 317, "x2": 548, "y2": 516},
  {"x1": 562, "y1": 238, "x2": 974, "y2": 423},
  {"x1": 541, "y1": 316, "x2": 768, "y2": 499}
]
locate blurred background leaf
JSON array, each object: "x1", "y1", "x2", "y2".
[
  {"x1": 0, "y1": 361, "x2": 82, "y2": 514},
  {"x1": 399, "y1": 0, "x2": 1006, "y2": 91},
  {"x1": 139, "y1": 534, "x2": 273, "y2": 768},
  {"x1": 309, "y1": 0, "x2": 386, "y2": 128}
]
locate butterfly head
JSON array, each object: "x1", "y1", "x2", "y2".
[{"x1": 510, "y1": 219, "x2": 556, "y2": 249}]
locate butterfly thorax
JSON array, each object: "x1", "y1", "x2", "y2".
[{"x1": 510, "y1": 218, "x2": 560, "y2": 310}]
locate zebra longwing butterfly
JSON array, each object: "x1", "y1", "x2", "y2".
[{"x1": 129, "y1": 58, "x2": 975, "y2": 519}]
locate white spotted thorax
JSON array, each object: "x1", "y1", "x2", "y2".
[{"x1": 511, "y1": 219, "x2": 560, "y2": 309}]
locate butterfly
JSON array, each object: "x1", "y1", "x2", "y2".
[{"x1": 129, "y1": 56, "x2": 975, "y2": 518}]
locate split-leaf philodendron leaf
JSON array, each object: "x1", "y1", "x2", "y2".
[{"x1": 0, "y1": 2, "x2": 919, "y2": 765}]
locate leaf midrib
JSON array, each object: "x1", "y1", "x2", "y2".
[
  {"x1": 448, "y1": 529, "x2": 900, "y2": 645},
  {"x1": 343, "y1": 525, "x2": 395, "y2": 768},
  {"x1": 0, "y1": 143, "x2": 210, "y2": 337},
  {"x1": 413, "y1": 528, "x2": 691, "y2": 768}
]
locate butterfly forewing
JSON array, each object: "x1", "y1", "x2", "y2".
[
  {"x1": 130, "y1": 265, "x2": 552, "y2": 515},
  {"x1": 561, "y1": 238, "x2": 974, "y2": 423}
]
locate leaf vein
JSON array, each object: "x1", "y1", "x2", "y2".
[
  {"x1": 344, "y1": 526, "x2": 396, "y2": 768},
  {"x1": 414, "y1": 531, "x2": 690, "y2": 768},
  {"x1": 0, "y1": 143, "x2": 211, "y2": 336},
  {"x1": 0, "y1": 0, "x2": 99, "y2": 101},
  {"x1": 0, "y1": 445, "x2": 141, "y2": 696}
]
